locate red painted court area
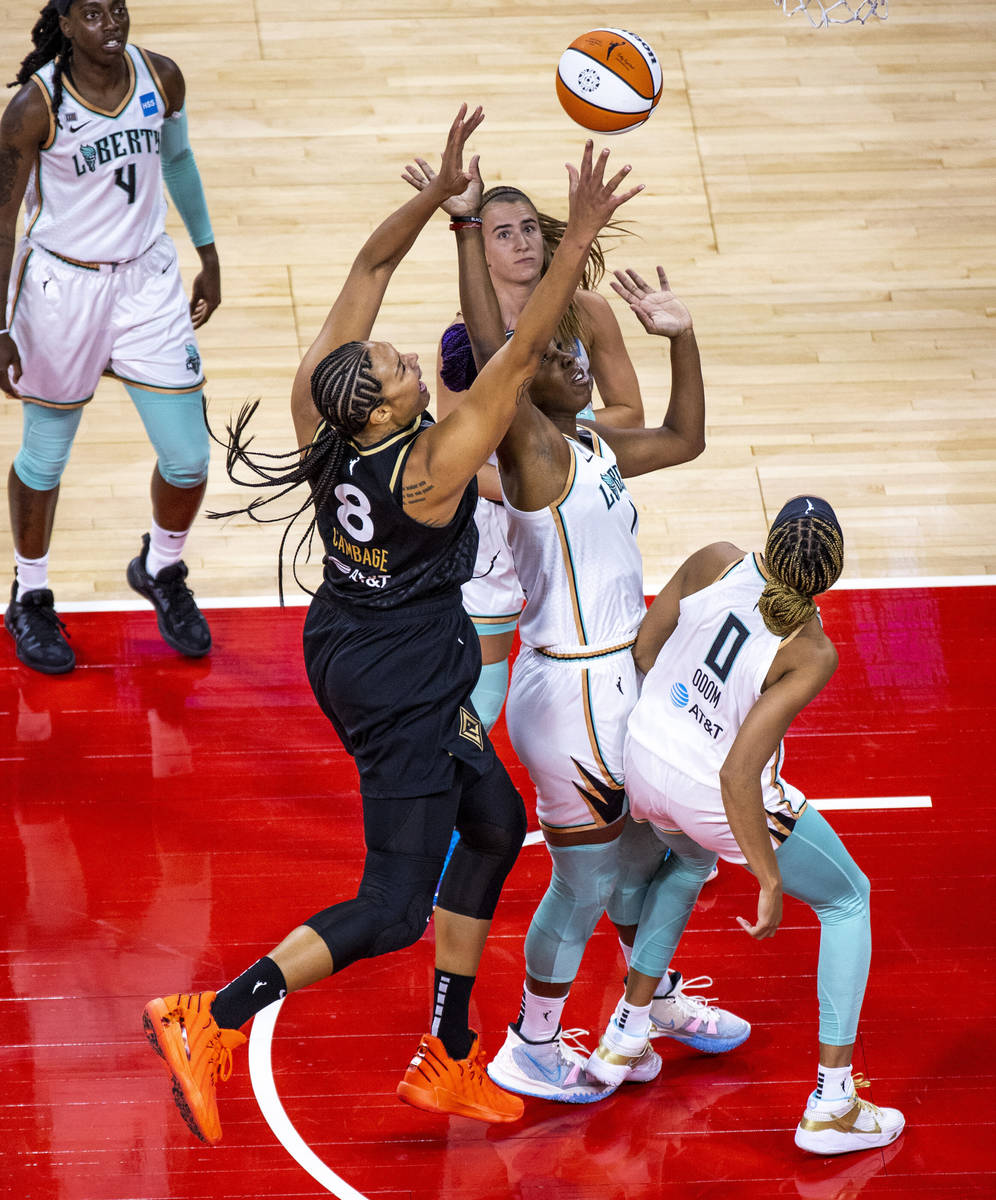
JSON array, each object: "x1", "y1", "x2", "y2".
[{"x1": 2, "y1": 585, "x2": 994, "y2": 1199}]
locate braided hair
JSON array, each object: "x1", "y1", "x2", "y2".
[
  {"x1": 9, "y1": 3, "x2": 74, "y2": 118},
  {"x1": 479, "y1": 185, "x2": 624, "y2": 355},
  {"x1": 208, "y1": 342, "x2": 385, "y2": 601},
  {"x1": 758, "y1": 497, "x2": 844, "y2": 637}
]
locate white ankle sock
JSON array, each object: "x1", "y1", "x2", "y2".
[
  {"x1": 612, "y1": 996, "x2": 652, "y2": 1042},
  {"x1": 814, "y1": 1063, "x2": 854, "y2": 1106},
  {"x1": 145, "y1": 520, "x2": 189, "y2": 578},
  {"x1": 517, "y1": 984, "x2": 567, "y2": 1043},
  {"x1": 14, "y1": 552, "x2": 49, "y2": 599}
]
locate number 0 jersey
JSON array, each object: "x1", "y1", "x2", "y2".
[
  {"x1": 24, "y1": 46, "x2": 168, "y2": 263},
  {"x1": 314, "y1": 414, "x2": 479, "y2": 610},
  {"x1": 628, "y1": 553, "x2": 803, "y2": 804}
]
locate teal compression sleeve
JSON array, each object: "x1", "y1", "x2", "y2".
[{"x1": 160, "y1": 107, "x2": 214, "y2": 248}]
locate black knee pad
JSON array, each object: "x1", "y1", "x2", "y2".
[
  {"x1": 436, "y1": 762, "x2": 526, "y2": 920},
  {"x1": 305, "y1": 849, "x2": 439, "y2": 971}
]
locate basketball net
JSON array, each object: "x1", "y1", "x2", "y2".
[{"x1": 775, "y1": 0, "x2": 887, "y2": 27}]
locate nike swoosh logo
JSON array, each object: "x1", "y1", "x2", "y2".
[
  {"x1": 521, "y1": 1048, "x2": 564, "y2": 1084},
  {"x1": 69, "y1": 122, "x2": 91, "y2": 133}
]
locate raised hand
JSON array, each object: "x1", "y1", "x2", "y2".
[
  {"x1": 401, "y1": 151, "x2": 483, "y2": 218},
  {"x1": 423, "y1": 103, "x2": 485, "y2": 205},
  {"x1": 565, "y1": 140, "x2": 643, "y2": 239},
  {"x1": 611, "y1": 266, "x2": 693, "y2": 338}
]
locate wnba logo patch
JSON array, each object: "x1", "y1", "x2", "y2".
[{"x1": 670, "y1": 682, "x2": 689, "y2": 708}]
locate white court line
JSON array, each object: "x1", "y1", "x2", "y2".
[
  {"x1": 46, "y1": 574, "x2": 994, "y2": 614},
  {"x1": 248, "y1": 998, "x2": 369, "y2": 1200}
]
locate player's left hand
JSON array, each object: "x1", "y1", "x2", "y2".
[
  {"x1": 190, "y1": 248, "x2": 221, "y2": 328},
  {"x1": 611, "y1": 267, "x2": 692, "y2": 339},
  {"x1": 736, "y1": 883, "x2": 782, "y2": 940}
]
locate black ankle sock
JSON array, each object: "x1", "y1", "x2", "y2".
[
  {"x1": 210, "y1": 956, "x2": 287, "y2": 1030},
  {"x1": 430, "y1": 968, "x2": 475, "y2": 1061}
]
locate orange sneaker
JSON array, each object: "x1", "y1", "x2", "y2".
[
  {"x1": 143, "y1": 991, "x2": 246, "y2": 1145},
  {"x1": 397, "y1": 1032, "x2": 524, "y2": 1124}
]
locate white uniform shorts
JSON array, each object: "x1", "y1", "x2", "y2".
[
  {"x1": 624, "y1": 733, "x2": 808, "y2": 864},
  {"x1": 6, "y1": 234, "x2": 205, "y2": 407},
  {"x1": 460, "y1": 497, "x2": 524, "y2": 634},
  {"x1": 506, "y1": 642, "x2": 638, "y2": 834}
]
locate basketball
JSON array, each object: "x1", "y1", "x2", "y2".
[{"x1": 556, "y1": 28, "x2": 663, "y2": 134}]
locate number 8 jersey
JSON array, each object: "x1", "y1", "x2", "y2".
[
  {"x1": 23, "y1": 46, "x2": 168, "y2": 263},
  {"x1": 313, "y1": 413, "x2": 480, "y2": 610},
  {"x1": 628, "y1": 553, "x2": 805, "y2": 802}
]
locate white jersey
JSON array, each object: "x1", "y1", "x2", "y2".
[
  {"x1": 628, "y1": 554, "x2": 804, "y2": 812},
  {"x1": 24, "y1": 46, "x2": 168, "y2": 263},
  {"x1": 503, "y1": 428, "x2": 645, "y2": 654}
]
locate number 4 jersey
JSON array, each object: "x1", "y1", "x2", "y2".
[
  {"x1": 24, "y1": 46, "x2": 168, "y2": 263},
  {"x1": 628, "y1": 552, "x2": 805, "y2": 806}
]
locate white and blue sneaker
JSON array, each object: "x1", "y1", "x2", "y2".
[
  {"x1": 586, "y1": 1019, "x2": 662, "y2": 1088},
  {"x1": 795, "y1": 1076, "x2": 905, "y2": 1155},
  {"x1": 486, "y1": 1026, "x2": 617, "y2": 1104},
  {"x1": 649, "y1": 971, "x2": 750, "y2": 1053}
]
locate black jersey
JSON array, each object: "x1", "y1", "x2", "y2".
[{"x1": 314, "y1": 413, "x2": 479, "y2": 609}]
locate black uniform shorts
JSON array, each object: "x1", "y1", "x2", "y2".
[{"x1": 302, "y1": 585, "x2": 494, "y2": 799}]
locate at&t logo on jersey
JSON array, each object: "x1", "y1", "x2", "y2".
[{"x1": 670, "y1": 681, "x2": 689, "y2": 708}]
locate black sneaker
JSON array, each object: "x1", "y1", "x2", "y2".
[
  {"x1": 4, "y1": 582, "x2": 76, "y2": 674},
  {"x1": 126, "y1": 533, "x2": 212, "y2": 658}
]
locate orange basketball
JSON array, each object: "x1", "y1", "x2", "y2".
[{"x1": 556, "y1": 28, "x2": 663, "y2": 134}]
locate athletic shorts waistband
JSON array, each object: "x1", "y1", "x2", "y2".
[
  {"x1": 534, "y1": 638, "x2": 637, "y2": 662},
  {"x1": 29, "y1": 238, "x2": 158, "y2": 274},
  {"x1": 312, "y1": 584, "x2": 465, "y2": 624}
]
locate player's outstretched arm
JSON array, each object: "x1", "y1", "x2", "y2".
[
  {"x1": 403, "y1": 143, "x2": 644, "y2": 525},
  {"x1": 589, "y1": 267, "x2": 705, "y2": 477}
]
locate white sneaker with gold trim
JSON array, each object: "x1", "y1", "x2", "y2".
[{"x1": 794, "y1": 1077, "x2": 905, "y2": 1155}]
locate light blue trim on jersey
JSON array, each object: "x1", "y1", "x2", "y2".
[{"x1": 160, "y1": 108, "x2": 214, "y2": 248}]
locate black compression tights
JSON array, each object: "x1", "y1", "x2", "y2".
[{"x1": 305, "y1": 759, "x2": 526, "y2": 972}]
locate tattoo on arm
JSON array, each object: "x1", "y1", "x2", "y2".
[
  {"x1": 0, "y1": 145, "x2": 24, "y2": 210},
  {"x1": 402, "y1": 477, "x2": 448, "y2": 526},
  {"x1": 516, "y1": 376, "x2": 533, "y2": 406}
]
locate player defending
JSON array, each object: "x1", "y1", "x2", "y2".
[{"x1": 1, "y1": 0, "x2": 219, "y2": 672}]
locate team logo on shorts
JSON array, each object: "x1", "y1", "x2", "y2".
[
  {"x1": 571, "y1": 758, "x2": 625, "y2": 826},
  {"x1": 80, "y1": 144, "x2": 98, "y2": 173},
  {"x1": 458, "y1": 707, "x2": 484, "y2": 751},
  {"x1": 184, "y1": 343, "x2": 201, "y2": 374},
  {"x1": 670, "y1": 681, "x2": 689, "y2": 708}
]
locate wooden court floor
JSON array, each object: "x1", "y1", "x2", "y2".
[{"x1": 0, "y1": 0, "x2": 993, "y2": 598}]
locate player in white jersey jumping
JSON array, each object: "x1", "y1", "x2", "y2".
[
  {"x1": 404, "y1": 151, "x2": 751, "y2": 1104},
  {"x1": 433, "y1": 181, "x2": 644, "y2": 735},
  {"x1": 0, "y1": 0, "x2": 219, "y2": 673},
  {"x1": 587, "y1": 496, "x2": 905, "y2": 1154}
]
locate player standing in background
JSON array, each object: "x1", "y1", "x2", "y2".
[
  {"x1": 435, "y1": 183, "x2": 644, "y2": 734},
  {"x1": 585, "y1": 497, "x2": 905, "y2": 1154},
  {"x1": 0, "y1": 0, "x2": 219, "y2": 673}
]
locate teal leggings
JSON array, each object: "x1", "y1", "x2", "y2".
[
  {"x1": 623, "y1": 805, "x2": 871, "y2": 1045},
  {"x1": 14, "y1": 386, "x2": 208, "y2": 491}
]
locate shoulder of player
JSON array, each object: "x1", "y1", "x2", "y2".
[
  {"x1": 1, "y1": 80, "x2": 52, "y2": 146},
  {"x1": 573, "y1": 287, "x2": 617, "y2": 333},
  {"x1": 776, "y1": 619, "x2": 838, "y2": 679},
  {"x1": 137, "y1": 48, "x2": 184, "y2": 112}
]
